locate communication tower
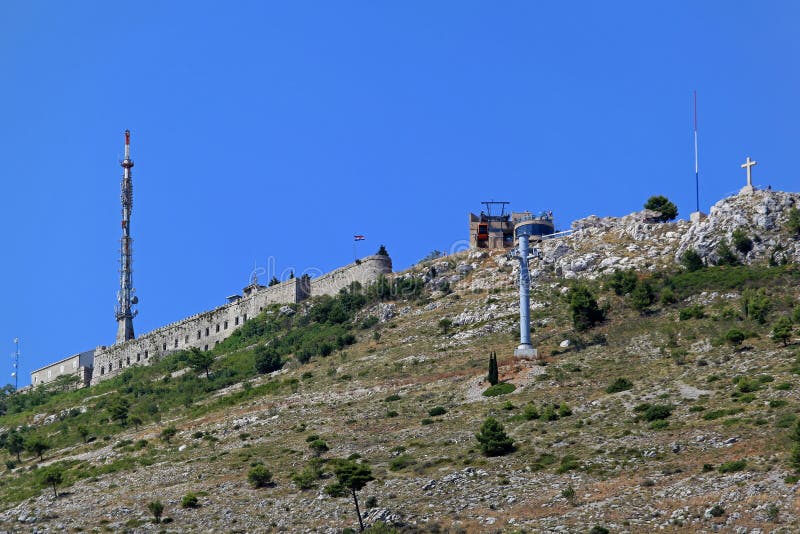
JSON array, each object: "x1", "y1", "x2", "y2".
[{"x1": 115, "y1": 130, "x2": 138, "y2": 343}]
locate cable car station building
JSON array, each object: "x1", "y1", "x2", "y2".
[{"x1": 469, "y1": 201, "x2": 555, "y2": 249}]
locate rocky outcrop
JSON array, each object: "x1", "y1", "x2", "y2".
[
  {"x1": 675, "y1": 189, "x2": 800, "y2": 264},
  {"x1": 528, "y1": 189, "x2": 800, "y2": 281}
]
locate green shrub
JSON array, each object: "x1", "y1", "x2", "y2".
[
  {"x1": 642, "y1": 404, "x2": 672, "y2": 422},
  {"x1": 248, "y1": 464, "x2": 273, "y2": 488},
  {"x1": 679, "y1": 305, "x2": 706, "y2": 320},
  {"x1": 608, "y1": 270, "x2": 638, "y2": 296},
  {"x1": 708, "y1": 504, "x2": 725, "y2": 518},
  {"x1": 742, "y1": 288, "x2": 771, "y2": 324},
  {"x1": 522, "y1": 403, "x2": 539, "y2": 420},
  {"x1": 786, "y1": 207, "x2": 800, "y2": 236},
  {"x1": 715, "y1": 241, "x2": 741, "y2": 266},
  {"x1": 360, "y1": 316, "x2": 379, "y2": 329},
  {"x1": 475, "y1": 417, "x2": 514, "y2": 457},
  {"x1": 718, "y1": 460, "x2": 746, "y2": 473},
  {"x1": 388, "y1": 454, "x2": 416, "y2": 471},
  {"x1": 541, "y1": 404, "x2": 559, "y2": 421},
  {"x1": 309, "y1": 439, "x2": 329, "y2": 456},
  {"x1": 776, "y1": 413, "x2": 796, "y2": 428},
  {"x1": 530, "y1": 453, "x2": 557, "y2": 471},
  {"x1": 428, "y1": 406, "x2": 447, "y2": 417},
  {"x1": 732, "y1": 229, "x2": 753, "y2": 254},
  {"x1": 568, "y1": 285, "x2": 605, "y2": 331},
  {"x1": 791, "y1": 444, "x2": 800, "y2": 470},
  {"x1": 384, "y1": 394, "x2": 401, "y2": 402},
  {"x1": 660, "y1": 287, "x2": 677, "y2": 305},
  {"x1": 159, "y1": 425, "x2": 178, "y2": 443},
  {"x1": 790, "y1": 420, "x2": 800, "y2": 442},
  {"x1": 736, "y1": 377, "x2": 760, "y2": 393},
  {"x1": 482, "y1": 383, "x2": 516, "y2": 397},
  {"x1": 180, "y1": 492, "x2": 199, "y2": 508},
  {"x1": 147, "y1": 501, "x2": 164, "y2": 524},
  {"x1": 630, "y1": 280, "x2": 656, "y2": 312},
  {"x1": 606, "y1": 378, "x2": 633, "y2": 394},
  {"x1": 254, "y1": 346, "x2": 283, "y2": 374},
  {"x1": 291, "y1": 460, "x2": 325, "y2": 490},
  {"x1": 680, "y1": 249, "x2": 704, "y2": 272},
  {"x1": 438, "y1": 318, "x2": 453, "y2": 334},
  {"x1": 725, "y1": 329, "x2": 745, "y2": 347},
  {"x1": 556, "y1": 454, "x2": 580, "y2": 473},
  {"x1": 557, "y1": 403, "x2": 573, "y2": 418},
  {"x1": 589, "y1": 527, "x2": 610, "y2": 534}
]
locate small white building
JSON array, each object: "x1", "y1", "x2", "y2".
[{"x1": 30, "y1": 350, "x2": 94, "y2": 388}]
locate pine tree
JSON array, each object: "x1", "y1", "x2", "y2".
[
  {"x1": 326, "y1": 459, "x2": 375, "y2": 532},
  {"x1": 37, "y1": 465, "x2": 63, "y2": 498},
  {"x1": 630, "y1": 280, "x2": 656, "y2": 314},
  {"x1": 680, "y1": 249, "x2": 704, "y2": 272},
  {"x1": 644, "y1": 195, "x2": 678, "y2": 222},
  {"x1": 568, "y1": 285, "x2": 605, "y2": 331},
  {"x1": 6, "y1": 431, "x2": 23, "y2": 462},
  {"x1": 772, "y1": 316, "x2": 793, "y2": 346},
  {"x1": 475, "y1": 417, "x2": 514, "y2": 456}
]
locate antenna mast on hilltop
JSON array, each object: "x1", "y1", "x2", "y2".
[
  {"x1": 115, "y1": 130, "x2": 138, "y2": 343},
  {"x1": 11, "y1": 338, "x2": 19, "y2": 390},
  {"x1": 693, "y1": 91, "x2": 700, "y2": 213}
]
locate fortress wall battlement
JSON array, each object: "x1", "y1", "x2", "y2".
[
  {"x1": 310, "y1": 255, "x2": 392, "y2": 297},
  {"x1": 91, "y1": 276, "x2": 309, "y2": 384},
  {"x1": 89, "y1": 256, "x2": 391, "y2": 385}
]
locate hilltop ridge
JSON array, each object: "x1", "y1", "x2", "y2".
[{"x1": 1, "y1": 189, "x2": 800, "y2": 532}]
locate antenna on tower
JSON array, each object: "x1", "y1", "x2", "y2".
[{"x1": 693, "y1": 91, "x2": 700, "y2": 213}]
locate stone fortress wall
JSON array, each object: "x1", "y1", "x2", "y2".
[{"x1": 90, "y1": 255, "x2": 391, "y2": 385}]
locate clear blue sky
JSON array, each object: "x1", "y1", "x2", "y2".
[{"x1": 1, "y1": 1, "x2": 798, "y2": 384}]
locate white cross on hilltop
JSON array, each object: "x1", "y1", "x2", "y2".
[{"x1": 741, "y1": 156, "x2": 757, "y2": 187}]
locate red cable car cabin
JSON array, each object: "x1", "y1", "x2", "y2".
[{"x1": 477, "y1": 223, "x2": 489, "y2": 243}]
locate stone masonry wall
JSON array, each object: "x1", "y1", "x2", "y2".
[
  {"x1": 90, "y1": 255, "x2": 391, "y2": 385},
  {"x1": 310, "y1": 254, "x2": 392, "y2": 296}
]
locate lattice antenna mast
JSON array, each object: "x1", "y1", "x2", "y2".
[{"x1": 115, "y1": 130, "x2": 138, "y2": 343}]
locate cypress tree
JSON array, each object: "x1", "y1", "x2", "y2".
[{"x1": 488, "y1": 352, "x2": 499, "y2": 385}]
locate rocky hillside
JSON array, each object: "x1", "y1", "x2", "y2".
[
  {"x1": 1, "y1": 189, "x2": 800, "y2": 533},
  {"x1": 535, "y1": 189, "x2": 800, "y2": 280}
]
